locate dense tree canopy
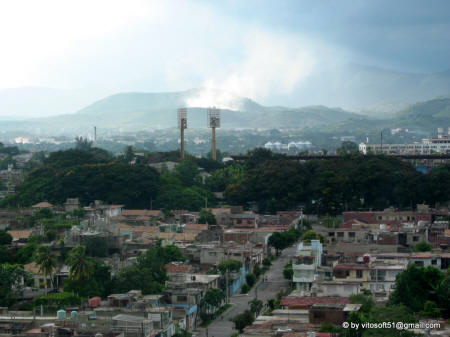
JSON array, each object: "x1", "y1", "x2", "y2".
[
  {"x1": 113, "y1": 244, "x2": 184, "y2": 295},
  {"x1": 1, "y1": 148, "x2": 449, "y2": 215},
  {"x1": 2, "y1": 162, "x2": 161, "y2": 208},
  {"x1": 389, "y1": 264, "x2": 448, "y2": 317},
  {"x1": 225, "y1": 149, "x2": 449, "y2": 214}
]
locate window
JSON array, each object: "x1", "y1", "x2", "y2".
[
  {"x1": 328, "y1": 232, "x2": 335, "y2": 237},
  {"x1": 236, "y1": 219, "x2": 242, "y2": 224},
  {"x1": 431, "y1": 259, "x2": 437, "y2": 265},
  {"x1": 356, "y1": 270, "x2": 363, "y2": 278},
  {"x1": 413, "y1": 236, "x2": 419, "y2": 242},
  {"x1": 337, "y1": 232, "x2": 344, "y2": 238},
  {"x1": 177, "y1": 296, "x2": 187, "y2": 302},
  {"x1": 414, "y1": 261, "x2": 424, "y2": 267},
  {"x1": 349, "y1": 232, "x2": 355, "y2": 238}
]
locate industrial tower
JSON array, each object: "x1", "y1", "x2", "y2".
[
  {"x1": 207, "y1": 107, "x2": 221, "y2": 160},
  {"x1": 178, "y1": 108, "x2": 187, "y2": 160}
]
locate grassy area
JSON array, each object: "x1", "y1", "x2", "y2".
[{"x1": 199, "y1": 304, "x2": 232, "y2": 327}]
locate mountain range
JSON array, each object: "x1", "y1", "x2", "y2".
[{"x1": 0, "y1": 63, "x2": 449, "y2": 135}]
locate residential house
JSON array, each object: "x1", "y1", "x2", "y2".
[
  {"x1": 292, "y1": 240, "x2": 323, "y2": 291},
  {"x1": 231, "y1": 214, "x2": 257, "y2": 228},
  {"x1": 333, "y1": 263, "x2": 370, "y2": 290},
  {"x1": 63, "y1": 198, "x2": 80, "y2": 213},
  {"x1": 111, "y1": 314, "x2": 153, "y2": 336},
  {"x1": 148, "y1": 307, "x2": 175, "y2": 337}
]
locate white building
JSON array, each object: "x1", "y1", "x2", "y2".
[
  {"x1": 359, "y1": 134, "x2": 450, "y2": 155},
  {"x1": 292, "y1": 240, "x2": 323, "y2": 291}
]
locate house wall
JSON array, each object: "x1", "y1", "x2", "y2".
[{"x1": 314, "y1": 283, "x2": 361, "y2": 297}]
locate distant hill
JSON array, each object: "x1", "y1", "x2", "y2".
[
  {"x1": 0, "y1": 88, "x2": 361, "y2": 133},
  {"x1": 292, "y1": 64, "x2": 450, "y2": 115},
  {"x1": 322, "y1": 96, "x2": 450, "y2": 134}
]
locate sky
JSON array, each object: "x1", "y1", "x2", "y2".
[{"x1": 1, "y1": 0, "x2": 450, "y2": 108}]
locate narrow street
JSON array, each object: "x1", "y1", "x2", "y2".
[{"x1": 195, "y1": 245, "x2": 297, "y2": 337}]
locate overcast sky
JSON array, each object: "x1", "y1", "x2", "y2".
[{"x1": 1, "y1": 0, "x2": 450, "y2": 105}]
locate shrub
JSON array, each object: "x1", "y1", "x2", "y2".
[
  {"x1": 241, "y1": 284, "x2": 250, "y2": 294},
  {"x1": 245, "y1": 273, "x2": 256, "y2": 287}
]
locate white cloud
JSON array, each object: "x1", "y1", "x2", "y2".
[{"x1": 185, "y1": 29, "x2": 322, "y2": 108}]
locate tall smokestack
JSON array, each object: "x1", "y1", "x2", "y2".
[{"x1": 178, "y1": 108, "x2": 187, "y2": 160}]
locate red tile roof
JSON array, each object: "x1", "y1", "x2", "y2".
[
  {"x1": 280, "y1": 297, "x2": 350, "y2": 308},
  {"x1": 8, "y1": 230, "x2": 33, "y2": 240},
  {"x1": 122, "y1": 209, "x2": 162, "y2": 217},
  {"x1": 165, "y1": 263, "x2": 192, "y2": 273},
  {"x1": 32, "y1": 202, "x2": 54, "y2": 208},
  {"x1": 334, "y1": 264, "x2": 369, "y2": 271}
]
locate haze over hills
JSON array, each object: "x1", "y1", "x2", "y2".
[
  {"x1": 0, "y1": 87, "x2": 111, "y2": 119},
  {"x1": 289, "y1": 64, "x2": 450, "y2": 115},
  {"x1": 4, "y1": 88, "x2": 359, "y2": 133},
  {"x1": 0, "y1": 88, "x2": 449, "y2": 137},
  {"x1": 323, "y1": 96, "x2": 450, "y2": 135},
  {"x1": 1, "y1": 63, "x2": 450, "y2": 120}
]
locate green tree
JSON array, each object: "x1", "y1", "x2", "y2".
[
  {"x1": 232, "y1": 310, "x2": 255, "y2": 332},
  {"x1": 349, "y1": 293, "x2": 374, "y2": 315},
  {"x1": 301, "y1": 230, "x2": 324, "y2": 244},
  {"x1": 113, "y1": 245, "x2": 185, "y2": 295},
  {"x1": 45, "y1": 229, "x2": 57, "y2": 242},
  {"x1": 0, "y1": 245, "x2": 10, "y2": 264},
  {"x1": 174, "y1": 160, "x2": 199, "y2": 187},
  {"x1": 198, "y1": 209, "x2": 216, "y2": 225},
  {"x1": 201, "y1": 288, "x2": 225, "y2": 317},
  {"x1": 248, "y1": 298, "x2": 263, "y2": 318},
  {"x1": 268, "y1": 232, "x2": 288, "y2": 255},
  {"x1": 13, "y1": 242, "x2": 38, "y2": 264},
  {"x1": 66, "y1": 246, "x2": 94, "y2": 281},
  {"x1": 33, "y1": 246, "x2": 56, "y2": 289},
  {"x1": 123, "y1": 146, "x2": 135, "y2": 163},
  {"x1": 319, "y1": 322, "x2": 341, "y2": 333},
  {"x1": 75, "y1": 136, "x2": 93, "y2": 150},
  {"x1": 337, "y1": 141, "x2": 359, "y2": 155},
  {"x1": 388, "y1": 264, "x2": 443, "y2": 313},
  {"x1": 217, "y1": 260, "x2": 242, "y2": 274},
  {"x1": 64, "y1": 261, "x2": 113, "y2": 298},
  {"x1": 413, "y1": 240, "x2": 432, "y2": 252},
  {"x1": 0, "y1": 230, "x2": 12, "y2": 245},
  {"x1": 85, "y1": 236, "x2": 109, "y2": 257},
  {"x1": 283, "y1": 263, "x2": 293, "y2": 280},
  {"x1": 420, "y1": 301, "x2": 441, "y2": 318},
  {"x1": 245, "y1": 273, "x2": 256, "y2": 287},
  {"x1": 0, "y1": 264, "x2": 29, "y2": 306}
]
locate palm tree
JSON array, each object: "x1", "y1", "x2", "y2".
[
  {"x1": 33, "y1": 246, "x2": 56, "y2": 289},
  {"x1": 248, "y1": 299, "x2": 263, "y2": 318},
  {"x1": 66, "y1": 245, "x2": 94, "y2": 281}
]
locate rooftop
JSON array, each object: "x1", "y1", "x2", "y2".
[{"x1": 280, "y1": 297, "x2": 350, "y2": 308}]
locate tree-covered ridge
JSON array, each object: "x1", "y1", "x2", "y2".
[
  {"x1": 224, "y1": 149, "x2": 449, "y2": 214},
  {"x1": 1, "y1": 147, "x2": 449, "y2": 213}
]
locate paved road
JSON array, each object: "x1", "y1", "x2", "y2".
[{"x1": 194, "y1": 245, "x2": 297, "y2": 337}]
